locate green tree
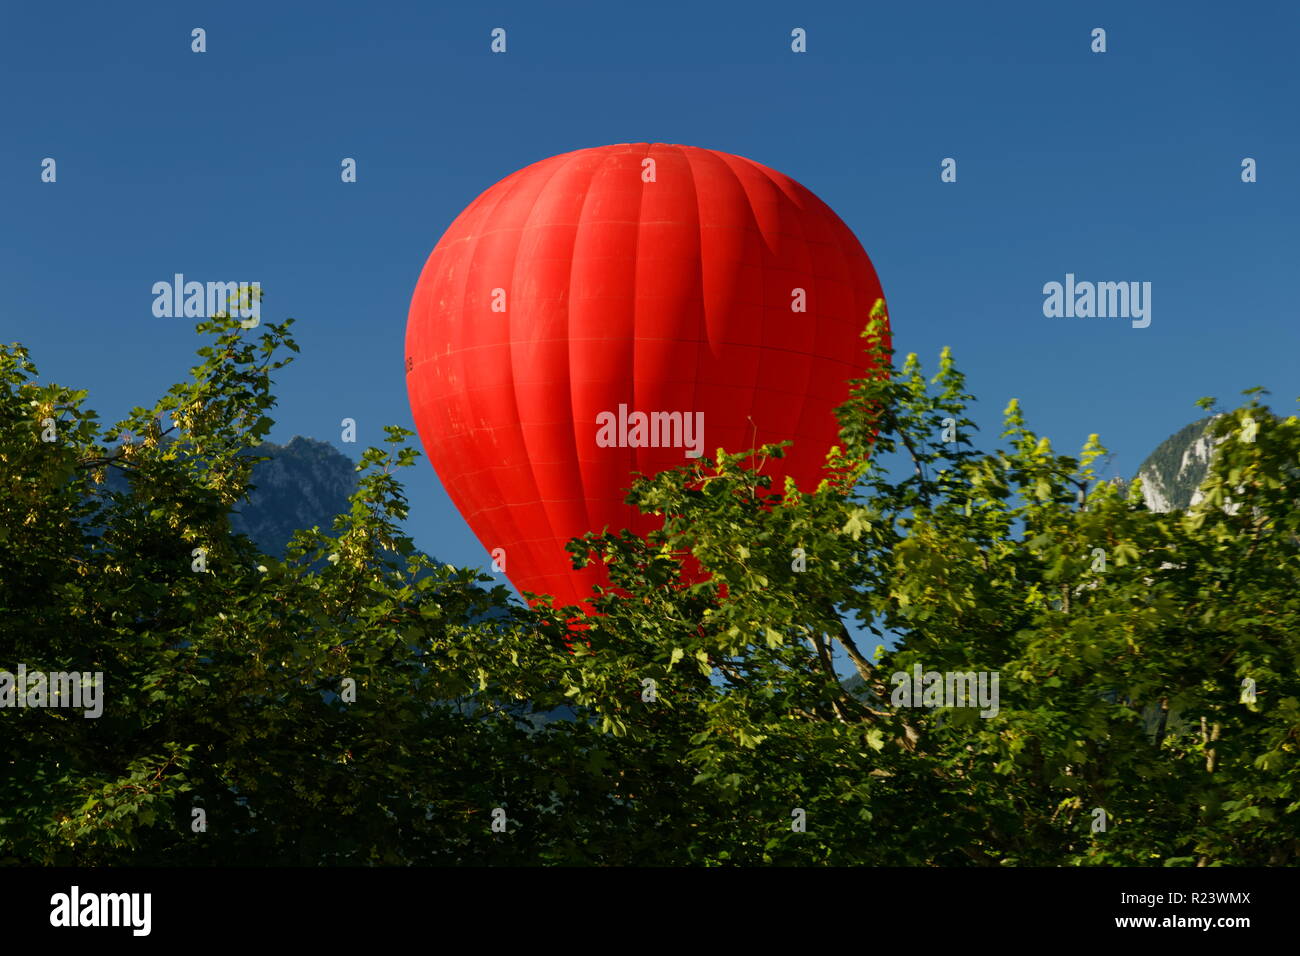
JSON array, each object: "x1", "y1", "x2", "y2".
[{"x1": 2, "y1": 304, "x2": 1296, "y2": 865}]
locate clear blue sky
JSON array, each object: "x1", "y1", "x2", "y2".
[{"x1": 4, "y1": 1, "x2": 1297, "y2": 628}]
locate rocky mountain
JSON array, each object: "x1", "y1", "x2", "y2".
[
  {"x1": 1126, "y1": 412, "x2": 1292, "y2": 513},
  {"x1": 1129, "y1": 415, "x2": 1222, "y2": 513},
  {"x1": 228, "y1": 436, "x2": 359, "y2": 557},
  {"x1": 102, "y1": 435, "x2": 360, "y2": 557}
]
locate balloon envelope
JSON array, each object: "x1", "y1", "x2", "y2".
[{"x1": 406, "y1": 143, "x2": 888, "y2": 610}]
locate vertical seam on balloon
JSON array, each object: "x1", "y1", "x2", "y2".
[
  {"x1": 651, "y1": 143, "x2": 706, "y2": 594},
  {"x1": 509, "y1": 147, "x2": 607, "y2": 607},
  {"x1": 767, "y1": 166, "x2": 820, "y2": 491},
  {"x1": 503, "y1": 152, "x2": 587, "y2": 605},
  {"x1": 564, "y1": 145, "x2": 629, "y2": 602},
  {"x1": 617, "y1": 144, "x2": 648, "y2": 555},
  {"x1": 709, "y1": 150, "x2": 773, "y2": 477},
  {"x1": 688, "y1": 145, "x2": 707, "y2": 501},
  {"x1": 465, "y1": 155, "x2": 572, "y2": 605},
  {"x1": 439, "y1": 167, "x2": 530, "y2": 577},
  {"x1": 677, "y1": 145, "x2": 707, "y2": 486}
]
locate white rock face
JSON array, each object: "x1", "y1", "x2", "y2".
[
  {"x1": 1137, "y1": 470, "x2": 1175, "y2": 514},
  {"x1": 1134, "y1": 416, "x2": 1224, "y2": 513},
  {"x1": 1141, "y1": 431, "x2": 1221, "y2": 512}
]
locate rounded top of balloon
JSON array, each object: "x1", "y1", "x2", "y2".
[{"x1": 406, "y1": 143, "x2": 888, "y2": 611}]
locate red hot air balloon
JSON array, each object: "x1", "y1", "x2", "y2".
[{"x1": 406, "y1": 143, "x2": 888, "y2": 611}]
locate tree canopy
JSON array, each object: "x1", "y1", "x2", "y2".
[{"x1": 2, "y1": 306, "x2": 1297, "y2": 865}]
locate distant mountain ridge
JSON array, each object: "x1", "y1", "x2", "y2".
[
  {"x1": 229, "y1": 436, "x2": 359, "y2": 557},
  {"x1": 1130, "y1": 415, "x2": 1221, "y2": 513},
  {"x1": 1127, "y1": 412, "x2": 1291, "y2": 513},
  {"x1": 103, "y1": 435, "x2": 360, "y2": 558}
]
